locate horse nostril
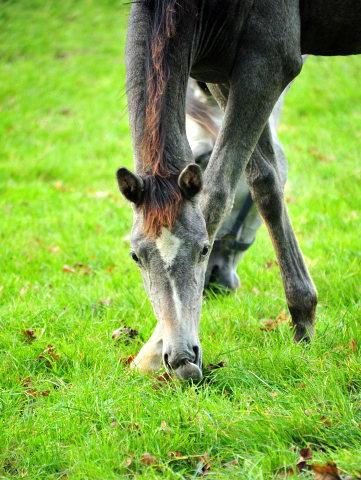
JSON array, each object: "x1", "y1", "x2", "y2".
[
  {"x1": 164, "y1": 353, "x2": 171, "y2": 369},
  {"x1": 193, "y1": 346, "x2": 199, "y2": 362}
]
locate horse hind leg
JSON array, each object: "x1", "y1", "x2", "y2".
[{"x1": 245, "y1": 123, "x2": 317, "y2": 342}]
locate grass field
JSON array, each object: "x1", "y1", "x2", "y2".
[{"x1": 0, "y1": 1, "x2": 361, "y2": 478}]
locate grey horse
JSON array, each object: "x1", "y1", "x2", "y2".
[{"x1": 117, "y1": 0, "x2": 361, "y2": 380}]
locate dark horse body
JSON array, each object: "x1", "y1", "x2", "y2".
[{"x1": 117, "y1": 0, "x2": 361, "y2": 379}]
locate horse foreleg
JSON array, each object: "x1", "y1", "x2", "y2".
[
  {"x1": 131, "y1": 322, "x2": 163, "y2": 373},
  {"x1": 245, "y1": 124, "x2": 317, "y2": 342}
]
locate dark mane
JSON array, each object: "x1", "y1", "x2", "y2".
[{"x1": 141, "y1": 0, "x2": 196, "y2": 237}]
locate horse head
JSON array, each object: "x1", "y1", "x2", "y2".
[{"x1": 116, "y1": 164, "x2": 209, "y2": 381}]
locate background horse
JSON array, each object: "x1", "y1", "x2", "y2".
[
  {"x1": 117, "y1": 0, "x2": 361, "y2": 380},
  {"x1": 186, "y1": 78, "x2": 293, "y2": 291}
]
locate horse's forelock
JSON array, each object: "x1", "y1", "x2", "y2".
[{"x1": 142, "y1": 174, "x2": 183, "y2": 238}]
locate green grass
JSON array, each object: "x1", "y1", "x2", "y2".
[{"x1": 0, "y1": 1, "x2": 360, "y2": 478}]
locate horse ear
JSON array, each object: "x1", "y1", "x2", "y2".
[
  {"x1": 116, "y1": 167, "x2": 144, "y2": 204},
  {"x1": 178, "y1": 163, "x2": 203, "y2": 199}
]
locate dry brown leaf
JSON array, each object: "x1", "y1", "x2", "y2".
[
  {"x1": 63, "y1": 265, "x2": 76, "y2": 274},
  {"x1": 126, "y1": 458, "x2": 132, "y2": 467},
  {"x1": 160, "y1": 420, "x2": 167, "y2": 428},
  {"x1": 140, "y1": 452, "x2": 156, "y2": 466},
  {"x1": 152, "y1": 372, "x2": 174, "y2": 390},
  {"x1": 288, "y1": 445, "x2": 296, "y2": 453},
  {"x1": 106, "y1": 265, "x2": 116, "y2": 272},
  {"x1": 278, "y1": 468, "x2": 294, "y2": 478},
  {"x1": 299, "y1": 447, "x2": 313, "y2": 461},
  {"x1": 260, "y1": 319, "x2": 275, "y2": 331},
  {"x1": 112, "y1": 326, "x2": 139, "y2": 344},
  {"x1": 49, "y1": 246, "x2": 60, "y2": 253},
  {"x1": 285, "y1": 195, "x2": 296, "y2": 204},
  {"x1": 110, "y1": 420, "x2": 117, "y2": 428},
  {"x1": 21, "y1": 329, "x2": 36, "y2": 342},
  {"x1": 265, "y1": 258, "x2": 278, "y2": 270},
  {"x1": 74, "y1": 263, "x2": 92, "y2": 275},
  {"x1": 276, "y1": 309, "x2": 291, "y2": 323},
  {"x1": 99, "y1": 298, "x2": 113, "y2": 306},
  {"x1": 349, "y1": 339, "x2": 357, "y2": 353},
  {"x1": 309, "y1": 462, "x2": 342, "y2": 480},
  {"x1": 205, "y1": 361, "x2": 227, "y2": 371},
  {"x1": 320, "y1": 416, "x2": 332, "y2": 427},
  {"x1": 120, "y1": 354, "x2": 138, "y2": 366}
]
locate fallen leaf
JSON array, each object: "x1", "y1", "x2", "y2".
[
  {"x1": 260, "y1": 318, "x2": 275, "y2": 331},
  {"x1": 63, "y1": 265, "x2": 76, "y2": 274},
  {"x1": 23, "y1": 377, "x2": 32, "y2": 388},
  {"x1": 120, "y1": 354, "x2": 138, "y2": 366},
  {"x1": 99, "y1": 297, "x2": 113, "y2": 306},
  {"x1": 73, "y1": 263, "x2": 92, "y2": 275},
  {"x1": 106, "y1": 265, "x2": 116, "y2": 272},
  {"x1": 160, "y1": 420, "x2": 167, "y2": 428},
  {"x1": 112, "y1": 326, "x2": 139, "y2": 344},
  {"x1": 309, "y1": 462, "x2": 342, "y2": 480},
  {"x1": 21, "y1": 329, "x2": 36, "y2": 342},
  {"x1": 320, "y1": 416, "x2": 332, "y2": 427},
  {"x1": 152, "y1": 372, "x2": 174, "y2": 390},
  {"x1": 140, "y1": 452, "x2": 156, "y2": 466},
  {"x1": 349, "y1": 339, "x2": 357, "y2": 353},
  {"x1": 205, "y1": 361, "x2": 227, "y2": 371},
  {"x1": 126, "y1": 458, "x2": 132, "y2": 467},
  {"x1": 285, "y1": 195, "x2": 296, "y2": 204},
  {"x1": 278, "y1": 468, "x2": 294, "y2": 477},
  {"x1": 289, "y1": 445, "x2": 296, "y2": 453},
  {"x1": 299, "y1": 447, "x2": 313, "y2": 460},
  {"x1": 265, "y1": 258, "x2": 278, "y2": 270},
  {"x1": 49, "y1": 246, "x2": 60, "y2": 253},
  {"x1": 60, "y1": 108, "x2": 72, "y2": 116},
  {"x1": 110, "y1": 420, "x2": 117, "y2": 428},
  {"x1": 276, "y1": 309, "x2": 290, "y2": 323}
]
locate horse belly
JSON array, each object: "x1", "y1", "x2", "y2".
[{"x1": 301, "y1": 0, "x2": 361, "y2": 55}]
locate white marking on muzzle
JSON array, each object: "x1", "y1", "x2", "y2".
[
  {"x1": 170, "y1": 278, "x2": 183, "y2": 324},
  {"x1": 156, "y1": 227, "x2": 182, "y2": 268}
]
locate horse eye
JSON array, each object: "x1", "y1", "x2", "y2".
[
  {"x1": 130, "y1": 251, "x2": 139, "y2": 263},
  {"x1": 201, "y1": 244, "x2": 211, "y2": 257}
]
